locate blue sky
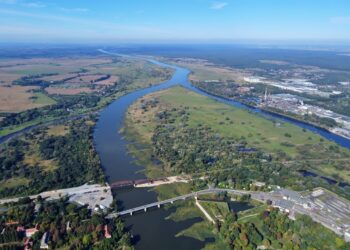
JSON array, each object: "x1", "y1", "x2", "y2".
[{"x1": 0, "y1": 0, "x2": 350, "y2": 43}]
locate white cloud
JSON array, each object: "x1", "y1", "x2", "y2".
[
  {"x1": 210, "y1": 2, "x2": 228, "y2": 10},
  {"x1": 330, "y1": 16, "x2": 350, "y2": 24},
  {"x1": 59, "y1": 7, "x2": 89, "y2": 13}
]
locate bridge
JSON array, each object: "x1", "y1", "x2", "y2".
[
  {"x1": 106, "y1": 188, "x2": 252, "y2": 218},
  {"x1": 110, "y1": 177, "x2": 169, "y2": 189}
]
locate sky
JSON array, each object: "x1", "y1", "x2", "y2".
[{"x1": 0, "y1": 0, "x2": 350, "y2": 44}]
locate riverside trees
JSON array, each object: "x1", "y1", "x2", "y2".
[{"x1": 0, "y1": 118, "x2": 104, "y2": 198}]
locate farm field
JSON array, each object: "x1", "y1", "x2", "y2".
[
  {"x1": 0, "y1": 85, "x2": 53, "y2": 112},
  {"x1": 0, "y1": 55, "x2": 173, "y2": 112}
]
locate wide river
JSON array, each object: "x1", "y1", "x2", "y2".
[{"x1": 93, "y1": 51, "x2": 350, "y2": 249}]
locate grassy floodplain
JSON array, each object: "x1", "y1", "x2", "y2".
[
  {"x1": 123, "y1": 85, "x2": 350, "y2": 249},
  {"x1": 125, "y1": 85, "x2": 350, "y2": 183}
]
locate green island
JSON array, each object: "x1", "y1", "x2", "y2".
[{"x1": 123, "y1": 86, "x2": 350, "y2": 249}]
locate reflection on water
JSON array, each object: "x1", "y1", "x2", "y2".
[{"x1": 93, "y1": 51, "x2": 350, "y2": 249}]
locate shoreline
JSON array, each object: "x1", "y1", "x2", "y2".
[{"x1": 192, "y1": 83, "x2": 350, "y2": 141}]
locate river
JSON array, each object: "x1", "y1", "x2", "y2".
[{"x1": 92, "y1": 50, "x2": 350, "y2": 249}]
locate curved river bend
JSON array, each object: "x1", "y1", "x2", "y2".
[{"x1": 93, "y1": 52, "x2": 350, "y2": 249}]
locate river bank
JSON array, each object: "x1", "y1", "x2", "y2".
[
  {"x1": 77, "y1": 50, "x2": 350, "y2": 248},
  {"x1": 191, "y1": 83, "x2": 350, "y2": 141}
]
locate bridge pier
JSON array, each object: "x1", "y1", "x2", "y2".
[
  {"x1": 170, "y1": 201, "x2": 174, "y2": 204},
  {"x1": 130, "y1": 212, "x2": 133, "y2": 216},
  {"x1": 144, "y1": 208, "x2": 147, "y2": 212},
  {"x1": 158, "y1": 204, "x2": 160, "y2": 208}
]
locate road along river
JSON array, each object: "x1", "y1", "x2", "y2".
[{"x1": 93, "y1": 50, "x2": 350, "y2": 249}]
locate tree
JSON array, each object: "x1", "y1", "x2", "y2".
[{"x1": 82, "y1": 234, "x2": 92, "y2": 246}]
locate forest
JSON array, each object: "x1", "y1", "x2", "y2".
[
  {"x1": 219, "y1": 207, "x2": 349, "y2": 249},
  {"x1": 0, "y1": 117, "x2": 105, "y2": 198},
  {"x1": 0, "y1": 197, "x2": 132, "y2": 249},
  {"x1": 145, "y1": 98, "x2": 350, "y2": 199}
]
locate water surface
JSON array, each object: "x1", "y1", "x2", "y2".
[{"x1": 93, "y1": 51, "x2": 350, "y2": 249}]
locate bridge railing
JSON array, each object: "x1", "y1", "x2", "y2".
[{"x1": 106, "y1": 188, "x2": 253, "y2": 218}]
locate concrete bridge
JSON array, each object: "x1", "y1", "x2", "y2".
[{"x1": 106, "y1": 188, "x2": 252, "y2": 218}]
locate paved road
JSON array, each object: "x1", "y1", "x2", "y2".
[{"x1": 107, "y1": 188, "x2": 252, "y2": 217}]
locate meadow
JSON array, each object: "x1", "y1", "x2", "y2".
[{"x1": 125, "y1": 86, "x2": 350, "y2": 183}]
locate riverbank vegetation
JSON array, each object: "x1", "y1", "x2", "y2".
[
  {"x1": 192, "y1": 79, "x2": 346, "y2": 130},
  {"x1": 0, "y1": 117, "x2": 105, "y2": 198},
  {"x1": 219, "y1": 207, "x2": 348, "y2": 249},
  {"x1": 123, "y1": 86, "x2": 350, "y2": 248},
  {"x1": 168, "y1": 56, "x2": 350, "y2": 132},
  {"x1": 124, "y1": 86, "x2": 350, "y2": 187}
]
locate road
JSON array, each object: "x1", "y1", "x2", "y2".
[
  {"x1": 0, "y1": 112, "x2": 95, "y2": 146},
  {"x1": 107, "y1": 188, "x2": 251, "y2": 217},
  {"x1": 105, "y1": 186, "x2": 350, "y2": 242}
]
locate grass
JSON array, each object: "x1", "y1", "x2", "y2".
[
  {"x1": 46, "y1": 124, "x2": 69, "y2": 136},
  {"x1": 237, "y1": 204, "x2": 267, "y2": 224},
  {"x1": 125, "y1": 86, "x2": 350, "y2": 182},
  {"x1": 199, "y1": 201, "x2": 230, "y2": 221},
  {"x1": 0, "y1": 115, "x2": 56, "y2": 137},
  {"x1": 153, "y1": 183, "x2": 192, "y2": 201},
  {"x1": 21, "y1": 125, "x2": 61, "y2": 172},
  {"x1": 175, "y1": 221, "x2": 215, "y2": 241},
  {"x1": 0, "y1": 178, "x2": 30, "y2": 190},
  {"x1": 153, "y1": 181, "x2": 229, "y2": 247},
  {"x1": 89, "y1": 58, "x2": 173, "y2": 88},
  {"x1": 167, "y1": 203, "x2": 203, "y2": 222},
  {"x1": 122, "y1": 86, "x2": 350, "y2": 247},
  {"x1": 23, "y1": 153, "x2": 57, "y2": 172},
  {"x1": 166, "y1": 201, "x2": 229, "y2": 248},
  {"x1": 156, "y1": 87, "x2": 331, "y2": 156},
  {"x1": 32, "y1": 92, "x2": 56, "y2": 105},
  {"x1": 170, "y1": 59, "x2": 245, "y2": 83}
]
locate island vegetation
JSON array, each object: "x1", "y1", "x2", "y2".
[
  {"x1": 122, "y1": 86, "x2": 350, "y2": 248},
  {"x1": 124, "y1": 86, "x2": 350, "y2": 192}
]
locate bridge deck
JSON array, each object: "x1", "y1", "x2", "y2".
[{"x1": 106, "y1": 188, "x2": 251, "y2": 218}]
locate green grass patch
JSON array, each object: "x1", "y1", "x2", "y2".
[
  {"x1": 153, "y1": 183, "x2": 192, "y2": 201},
  {"x1": 167, "y1": 201, "x2": 202, "y2": 222},
  {"x1": 0, "y1": 178, "x2": 30, "y2": 190},
  {"x1": 237, "y1": 204, "x2": 267, "y2": 224},
  {"x1": 199, "y1": 201, "x2": 230, "y2": 220},
  {"x1": 0, "y1": 116, "x2": 56, "y2": 137},
  {"x1": 175, "y1": 221, "x2": 215, "y2": 241},
  {"x1": 32, "y1": 92, "x2": 56, "y2": 106},
  {"x1": 156, "y1": 86, "x2": 347, "y2": 159}
]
